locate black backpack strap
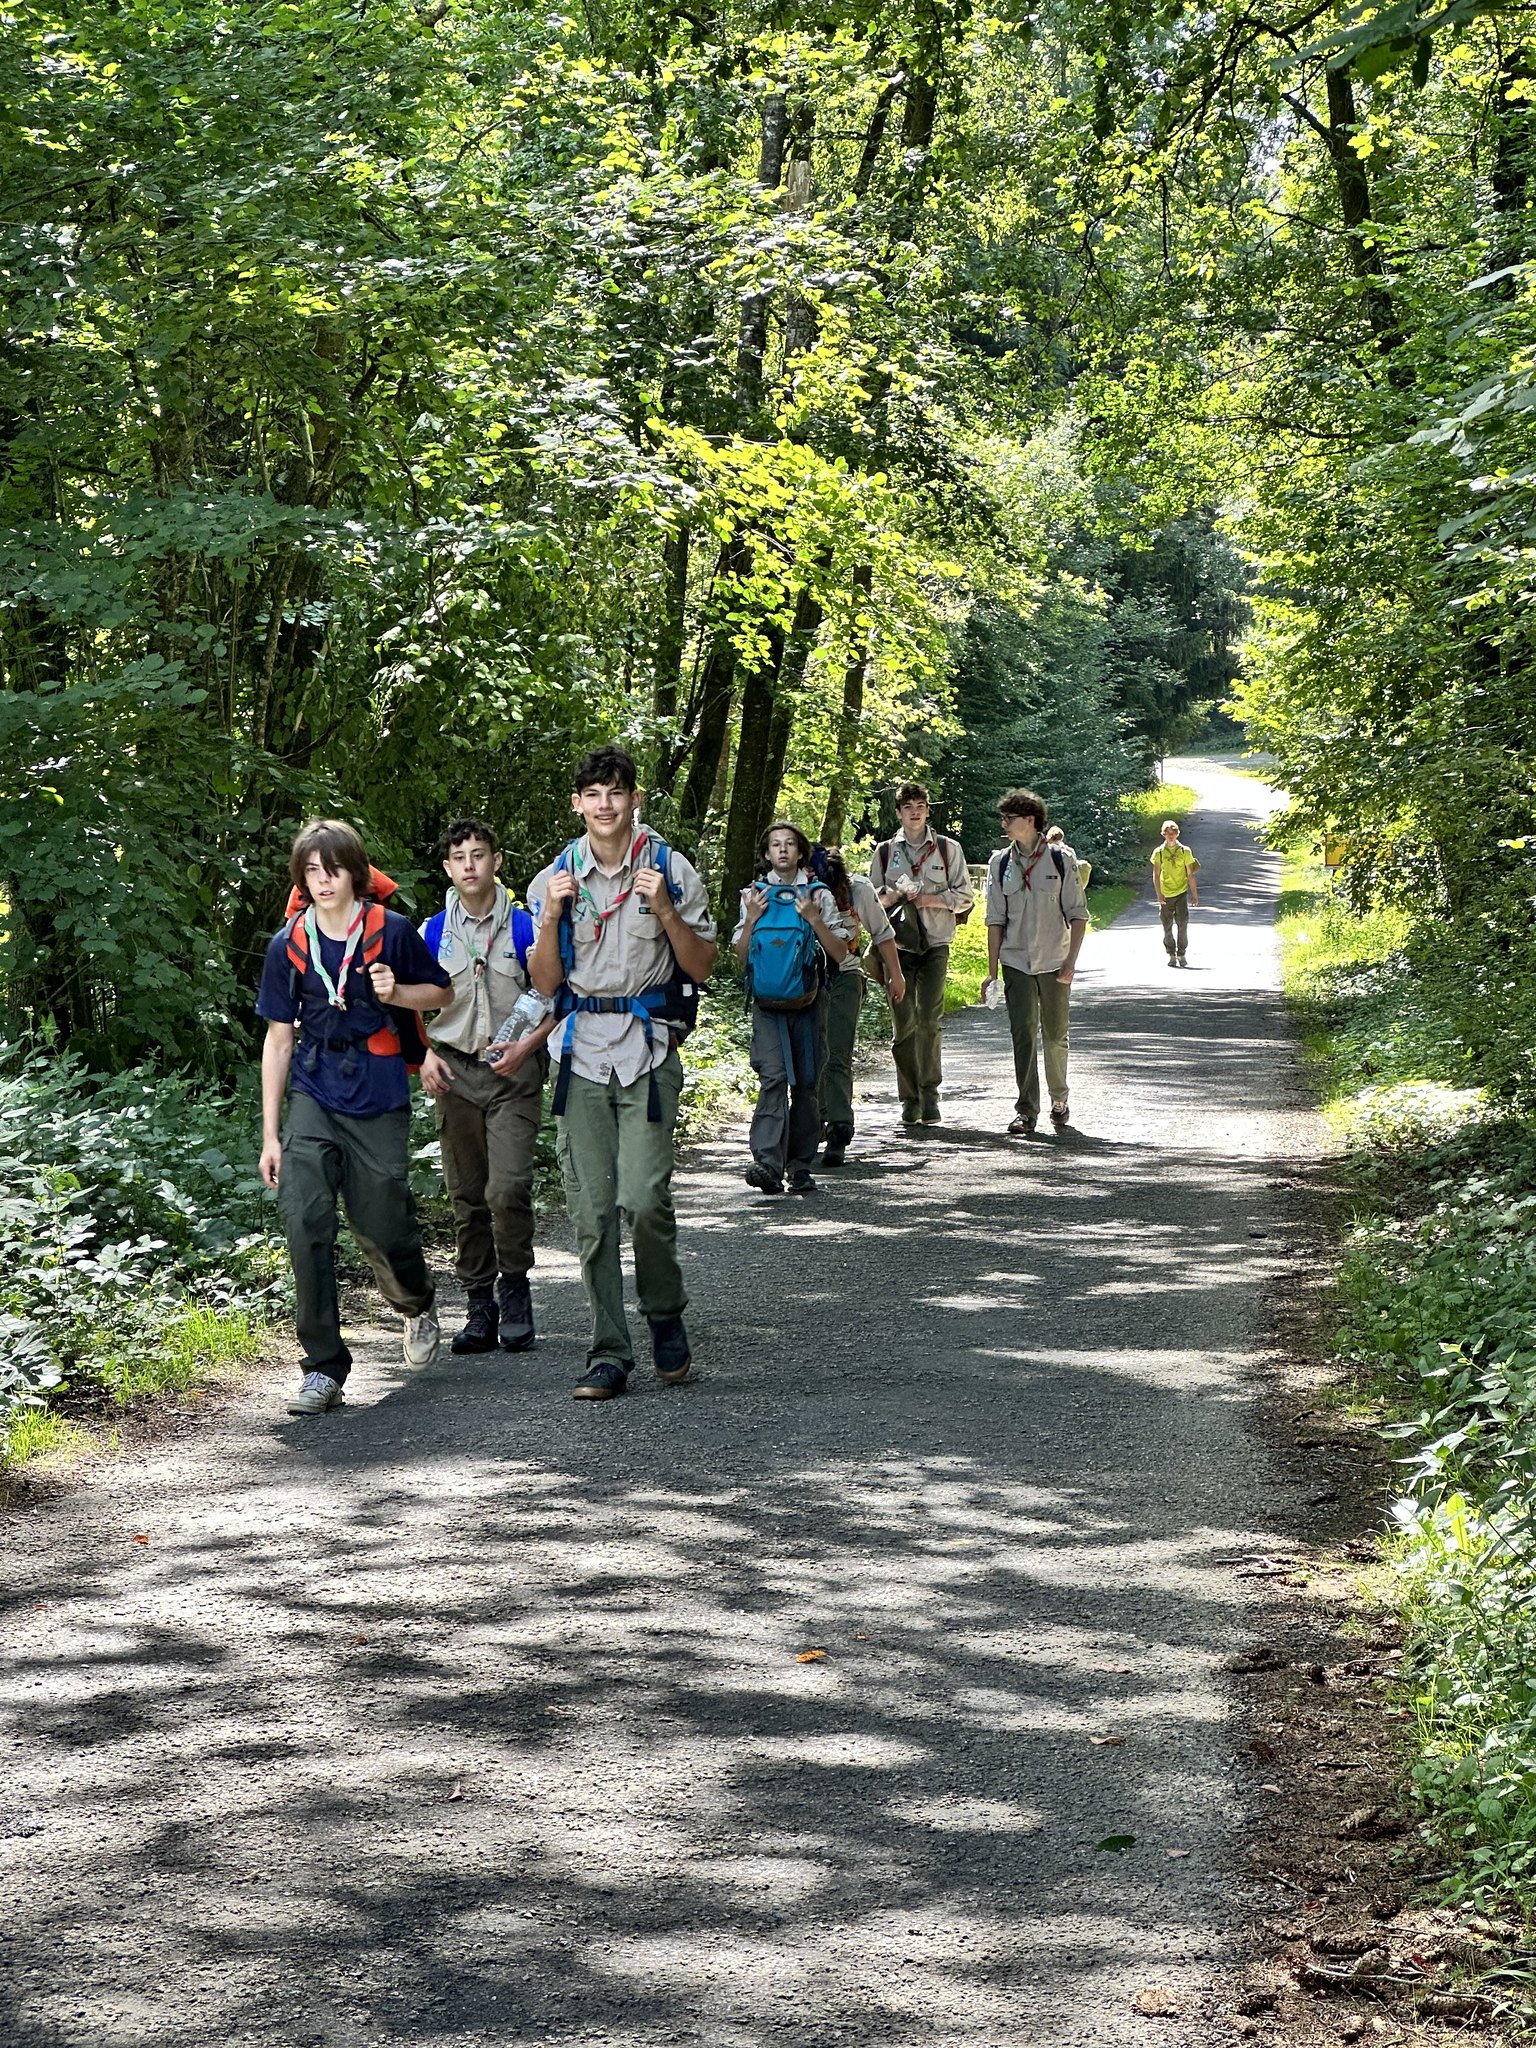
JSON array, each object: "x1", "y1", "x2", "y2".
[{"x1": 877, "y1": 839, "x2": 892, "y2": 886}]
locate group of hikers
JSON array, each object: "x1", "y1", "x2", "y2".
[{"x1": 256, "y1": 743, "x2": 1202, "y2": 1413}]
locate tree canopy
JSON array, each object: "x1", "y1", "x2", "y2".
[{"x1": 4, "y1": 0, "x2": 1532, "y2": 1083}]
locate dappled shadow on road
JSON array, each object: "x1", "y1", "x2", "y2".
[
  {"x1": 1, "y1": 765, "x2": 1324, "y2": 2048},
  {"x1": 3, "y1": 1114, "x2": 1328, "y2": 2048}
]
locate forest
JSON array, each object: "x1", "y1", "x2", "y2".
[{"x1": 8, "y1": 0, "x2": 1536, "y2": 1957}]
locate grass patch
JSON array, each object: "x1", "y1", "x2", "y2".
[
  {"x1": 86, "y1": 1304, "x2": 271, "y2": 1405},
  {"x1": 2, "y1": 1408, "x2": 95, "y2": 1470},
  {"x1": 1120, "y1": 781, "x2": 1197, "y2": 838}
]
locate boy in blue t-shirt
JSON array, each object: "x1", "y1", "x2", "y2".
[{"x1": 256, "y1": 819, "x2": 452, "y2": 1414}]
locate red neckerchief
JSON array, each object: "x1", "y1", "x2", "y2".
[
  {"x1": 576, "y1": 829, "x2": 651, "y2": 947},
  {"x1": 1006, "y1": 839, "x2": 1050, "y2": 889}
]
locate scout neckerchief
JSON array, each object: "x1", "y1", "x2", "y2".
[
  {"x1": 1006, "y1": 837, "x2": 1050, "y2": 890},
  {"x1": 453, "y1": 881, "x2": 510, "y2": 982},
  {"x1": 573, "y1": 828, "x2": 650, "y2": 949},
  {"x1": 304, "y1": 903, "x2": 367, "y2": 1010},
  {"x1": 893, "y1": 830, "x2": 938, "y2": 882}
]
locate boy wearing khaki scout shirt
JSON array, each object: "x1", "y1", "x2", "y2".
[
  {"x1": 983, "y1": 787, "x2": 1089, "y2": 1136},
  {"x1": 528, "y1": 746, "x2": 717, "y2": 1402},
  {"x1": 419, "y1": 819, "x2": 557, "y2": 1356},
  {"x1": 871, "y1": 782, "x2": 975, "y2": 1127}
]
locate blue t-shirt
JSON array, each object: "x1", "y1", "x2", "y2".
[{"x1": 256, "y1": 908, "x2": 450, "y2": 1119}]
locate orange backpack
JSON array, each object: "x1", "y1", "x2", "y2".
[{"x1": 282, "y1": 875, "x2": 427, "y2": 1069}]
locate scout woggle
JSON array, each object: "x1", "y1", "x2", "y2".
[{"x1": 304, "y1": 904, "x2": 367, "y2": 1009}]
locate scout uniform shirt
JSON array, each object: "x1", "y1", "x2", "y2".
[
  {"x1": 870, "y1": 831, "x2": 975, "y2": 947},
  {"x1": 527, "y1": 827, "x2": 715, "y2": 1086},
  {"x1": 826, "y1": 873, "x2": 895, "y2": 973},
  {"x1": 1151, "y1": 841, "x2": 1200, "y2": 897},
  {"x1": 985, "y1": 839, "x2": 1090, "y2": 976},
  {"x1": 420, "y1": 882, "x2": 533, "y2": 1056}
]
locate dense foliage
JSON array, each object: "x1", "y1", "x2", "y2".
[{"x1": 3, "y1": 0, "x2": 1279, "y2": 1072}]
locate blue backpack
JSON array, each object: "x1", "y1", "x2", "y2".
[
  {"x1": 747, "y1": 883, "x2": 823, "y2": 1012},
  {"x1": 421, "y1": 901, "x2": 534, "y2": 974}
]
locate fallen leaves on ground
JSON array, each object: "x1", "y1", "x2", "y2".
[
  {"x1": 796, "y1": 1649, "x2": 826, "y2": 1663},
  {"x1": 1166, "y1": 1848, "x2": 1191, "y2": 1858},
  {"x1": 1132, "y1": 1986, "x2": 1183, "y2": 2017},
  {"x1": 1090, "y1": 1733, "x2": 1126, "y2": 1746},
  {"x1": 1096, "y1": 1833, "x2": 1136, "y2": 1852},
  {"x1": 131, "y1": 1533, "x2": 150, "y2": 1545},
  {"x1": 448, "y1": 1782, "x2": 462, "y2": 1802}
]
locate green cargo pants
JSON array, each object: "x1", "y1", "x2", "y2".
[
  {"x1": 817, "y1": 966, "x2": 865, "y2": 1137},
  {"x1": 1002, "y1": 965, "x2": 1072, "y2": 1123},
  {"x1": 555, "y1": 1051, "x2": 686, "y2": 1367},
  {"x1": 277, "y1": 1089, "x2": 434, "y2": 1383},
  {"x1": 432, "y1": 1044, "x2": 543, "y2": 1294},
  {"x1": 890, "y1": 944, "x2": 950, "y2": 1111}
]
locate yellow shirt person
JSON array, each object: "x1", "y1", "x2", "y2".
[{"x1": 1151, "y1": 821, "x2": 1200, "y2": 967}]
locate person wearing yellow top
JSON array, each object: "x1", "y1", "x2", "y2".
[{"x1": 1151, "y1": 821, "x2": 1200, "y2": 966}]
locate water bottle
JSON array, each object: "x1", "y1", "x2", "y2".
[{"x1": 486, "y1": 991, "x2": 552, "y2": 1059}]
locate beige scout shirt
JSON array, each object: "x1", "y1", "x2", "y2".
[
  {"x1": 985, "y1": 841, "x2": 1089, "y2": 975},
  {"x1": 420, "y1": 884, "x2": 531, "y2": 1056},
  {"x1": 526, "y1": 828, "x2": 715, "y2": 1087},
  {"x1": 869, "y1": 831, "x2": 975, "y2": 947},
  {"x1": 827, "y1": 873, "x2": 895, "y2": 973}
]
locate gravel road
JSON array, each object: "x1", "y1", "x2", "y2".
[{"x1": 2, "y1": 758, "x2": 1331, "y2": 2048}]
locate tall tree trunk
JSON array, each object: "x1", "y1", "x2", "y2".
[
  {"x1": 719, "y1": 621, "x2": 788, "y2": 903},
  {"x1": 653, "y1": 522, "x2": 690, "y2": 724},
  {"x1": 819, "y1": 566, "x2": 873, "y2": 846},
  {"x1": 1493, "y1": 41, "x2": 1536, "y2": 291},
  {"x1": 756, "y1": 585, "x2": 825, "y2": 838},
  {"x1": 1322, "y1": 67, "x2": 1403, "y2": 357}
]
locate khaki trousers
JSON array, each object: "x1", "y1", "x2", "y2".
[
  {"x1": 555, "y1": 1053, "x2": 686, "y2": 1367},
  {"x1": 432, "y1": 1044, "x2": 544, "y2": 1294},
  {"x1": 1160, "y1": 896, "x2": 1190, "y2": 956},
  {"x1": 890, "y1": 944, "x2": 950, "y2": 1109},
  {"x1": 1002, "y1": 966, "x2": 1071, "y2": 1121}
]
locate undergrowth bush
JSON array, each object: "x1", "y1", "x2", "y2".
[
  {"x1": 1282, "y1": 860, "x2": 1536, "y2": 1916},
  {"x1": 0, "y1": 1047, "x2": 284, "y2": 1458}
]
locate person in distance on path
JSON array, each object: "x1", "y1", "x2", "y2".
[
  {"x1": 810, "y1": 845, "x2": 905, "y2": 1170},
  {"x1": 527, "y1": 746, "x2": 716, "y2": 1402},
  {"x1": 1047, "y1": 824, "x2": 1091, "y2": 888},
  {"x1": 982, "y1": 788, "x2": 1088, "y2": 1137},
  {"x1": 256, "y1": 819, "x2": 452, "y2": 1415},
  {"x1": 418, "y1": 818, "x2": 558, "y2": 1358},
  {"x1": 870, "y1": 781, "x2": 974, "y2": 1128},
  {"x1": 734, "y1": 822, "x2": 849, "y2": 1196},
  {"x1": 1151, "y1": 819, "x2": 1200, "y2": 967}
]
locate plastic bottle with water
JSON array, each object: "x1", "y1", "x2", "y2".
[{"x1": 486, "y1": 991, "x2": 553, "y2": 1060}]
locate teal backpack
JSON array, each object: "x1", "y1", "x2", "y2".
[{"x1": 747, "y1": 883, "x2": 823, "y2": 1012}]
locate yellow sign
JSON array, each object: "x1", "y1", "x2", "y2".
[{"x1": 1324, "y1": 836, "x2": 1349, "y2": 869}]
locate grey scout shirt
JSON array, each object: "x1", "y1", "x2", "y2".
[
  {"x1": 985, "y1": 841, "x2": 1089, "y2": 976},
  {"x1": 420, "y1": 883, "x2": 530, "y2": 1056},
  {"x1": 870, "y1": 832, "x2": 975, "y2": 948},
  {"x1": 527, "y1": 828, "x2": 715, "y2": 1087}
]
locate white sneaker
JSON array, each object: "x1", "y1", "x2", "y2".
[
  {"x1": 288, "y1": 1371, "x2": 343, "y2": 1415},
  {"x1": 403, "y1": 1307, "x2": 441, "y2": 1368}
]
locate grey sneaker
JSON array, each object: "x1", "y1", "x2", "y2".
[
  {"x1": 403, "y1": 1307, "x2": 441, "y2": 1368},
  {"x1": 288, "y1": 1372, "x2": 343, "y2": 1416}
]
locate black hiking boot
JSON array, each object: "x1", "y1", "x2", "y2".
[
  {"x1": 822, "y1": 1126, "x2": 851, "y2": 1169},
  {"x1": 573, "y1": 1360, "x2": 629, "y2": 1401},
  {"x1": 744, "y1": 1160, "x2": 784, "y2": 1195},
  {"x1": 648, "y1": 1315, "x2": 692, "y2": 1386},
  {"x1": 451, "y1": 1294, "x2": 499, "y2": 1355},
  {"x1": 787, "y1": 1170, "x2": 818, "y2": 1195},
  {"x1": 496, "y1": 1272, "x2": 536, "y2": 1352}
]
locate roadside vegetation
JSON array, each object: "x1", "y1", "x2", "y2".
[{"x1": 1280, "y1": 856, "x2": 1536, "y2": 1926}]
